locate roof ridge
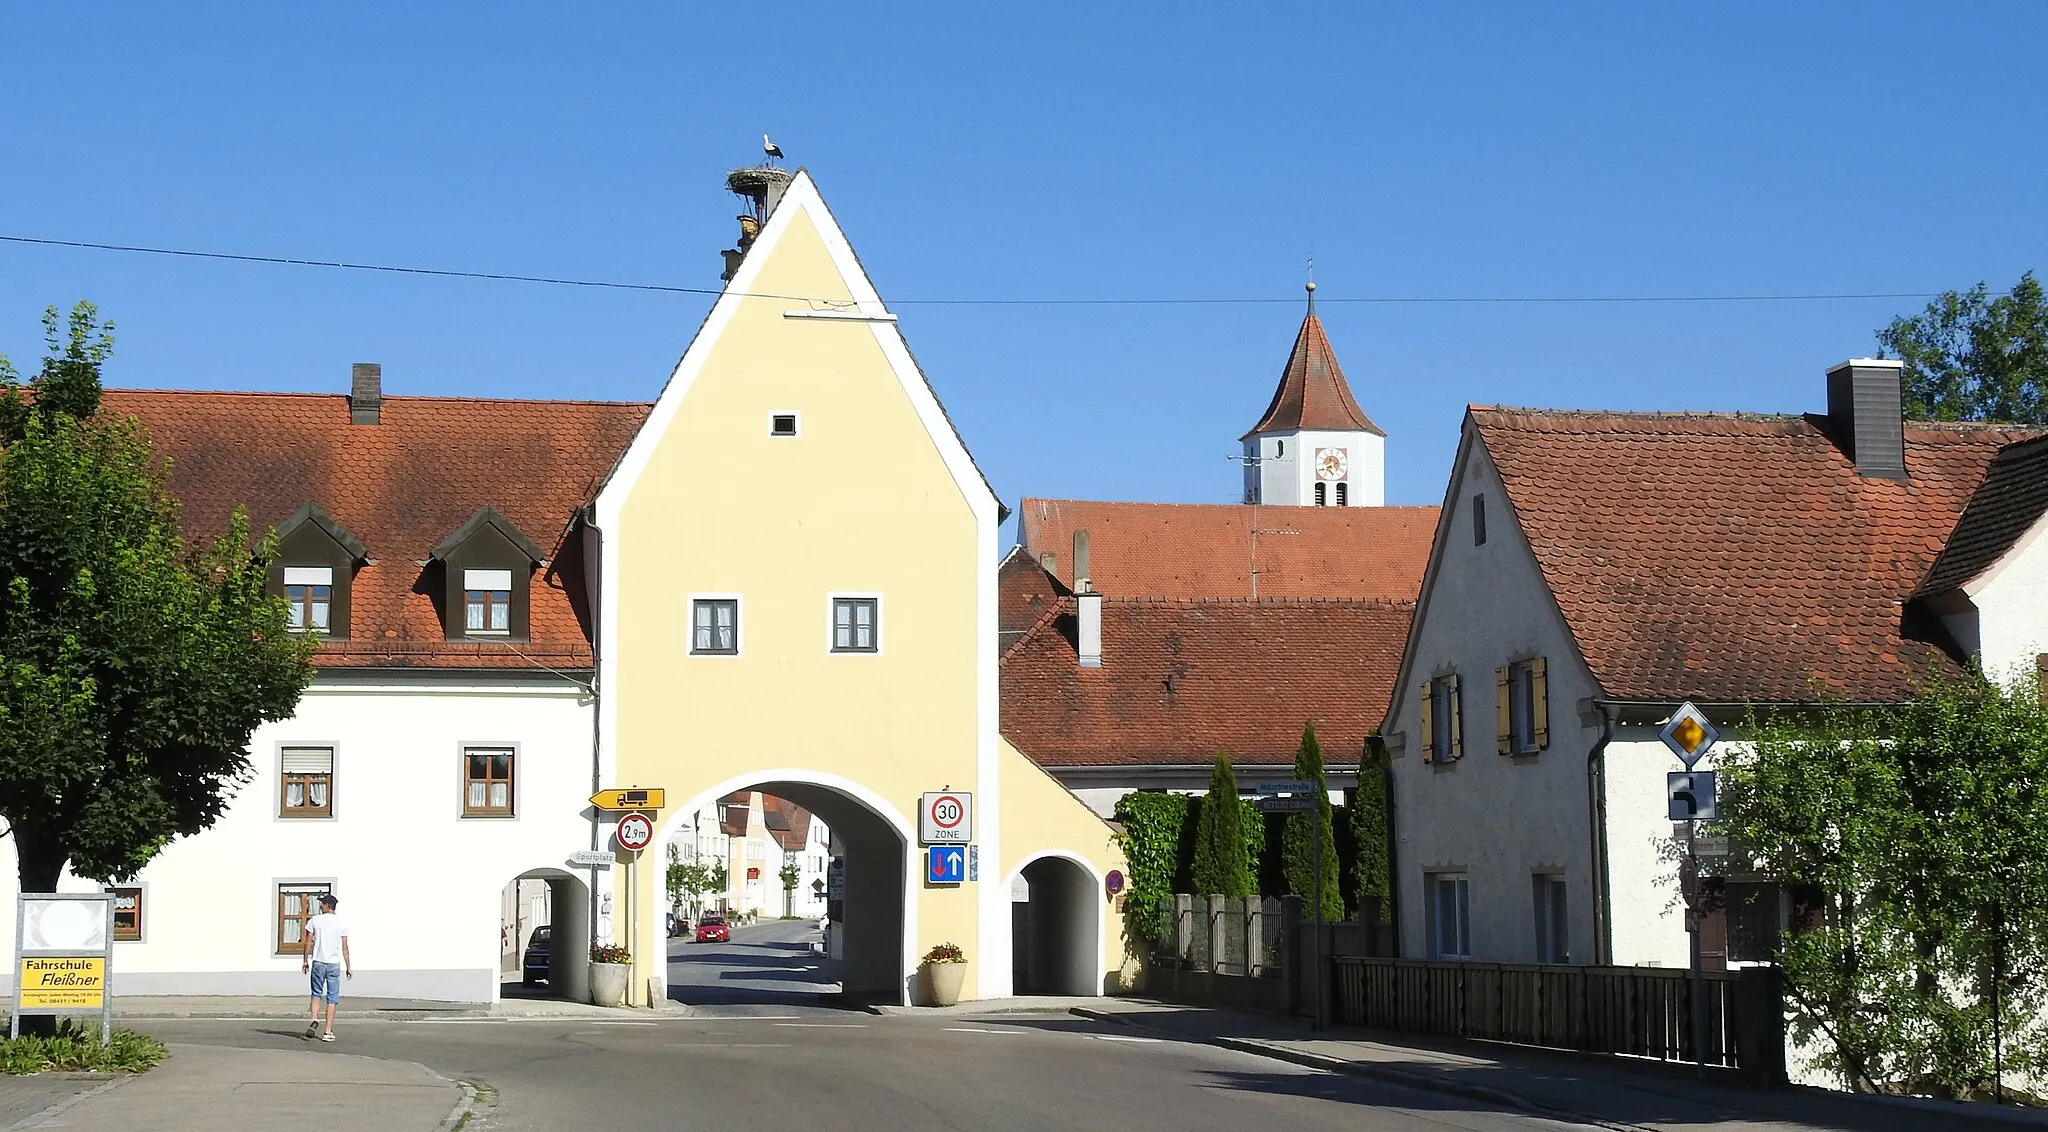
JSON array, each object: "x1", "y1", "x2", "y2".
[
  {"x1": 1098, "y1": 595, "x2": 1416, "y2": 608},
  {"x1": 1019, "y1": 496, "x2": 1438, "y2": 513},
  {"x1": 105, "y1": 387, "x2": 653, "y2": 408},
  {"x1": 1471, "y1": 403, "x2": 2048, "y2": 435}
]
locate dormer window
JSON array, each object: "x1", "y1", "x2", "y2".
[
  {"x1": 270, "y1": 504, "x2": 368, "y2": 641},
  {"x1": 464, "y1": 570, "x2": 513, "y2": 634},
  {"x1": 432, "y1": 507, "x2": 544, "y2": 642},
  {"x1": 284, "y1": 568, "x2": 333, "y2": 632}
]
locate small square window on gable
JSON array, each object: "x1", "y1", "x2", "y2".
[
  {"x1": 769, "y1": 412, "x2": 800, "y2": 438},
  {"x1": 269, "y1": 504, "x2": 368, "y2": 640},
  {"x1": 431, "y1": 506, "x2": 544, "y2": 642}
]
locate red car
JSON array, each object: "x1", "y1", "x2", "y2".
[{"x1": 695, "y1": 916, "x2": 729, "y2": 943}]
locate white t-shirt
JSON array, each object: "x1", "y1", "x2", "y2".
[{"x1": 305, "y1": 912, "x2": 349, "y2": 965}]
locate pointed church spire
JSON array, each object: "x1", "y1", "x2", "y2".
[{"x1": 1241, "y1": 283, "x2": 1384, "y2": 440}]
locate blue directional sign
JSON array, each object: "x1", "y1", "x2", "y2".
[{"x1": 927, "y1": 845, "x2": 967, "y2": 885}]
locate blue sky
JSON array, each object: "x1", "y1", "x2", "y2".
[{"x1": 3, "y1": 5, "x2": 2044, "y2": 520}]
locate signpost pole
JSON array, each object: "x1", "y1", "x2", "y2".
[{"x1": 1687, "y1": 821, "x2": 1705, "y2": 1078}]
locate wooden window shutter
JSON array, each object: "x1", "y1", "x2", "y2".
[
  {"x1": 1531, "y1": 657, "x2": 1550, "y2": 750},
  {"x1": 1495, "y1": 666, "x2": 1513, "y2": 754},
  {"x1": 1419, "y1": 681, "x2": 1435, "y2": 757},
  {"x1": 1448, "y1": 673, "x2": 1463, "y2": 758}
]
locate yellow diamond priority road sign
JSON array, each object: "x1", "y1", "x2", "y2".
[
  {"x1": 1659, "y1": 702, "x2": 1718, "y2": 770},
  {"x1": 590, "y1": 788, "x2": 664, "y2": 811}
]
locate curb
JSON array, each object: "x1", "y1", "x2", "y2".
[
  {"x1": 1068, "y1": 1008, "x2": 1647, "y2": 1132},
  {"x1": 431, "y1": 1077, "x2": 496, "y2": 1132}
]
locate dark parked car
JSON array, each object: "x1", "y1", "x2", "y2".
[
  {"x1": 669, "y1": 915, "x2": 690, "y2": 938},
  {"x1": 695, "y1": 915, "x2": 729, "y2": 943},
  {"x1": 521, "y1": 924, "x2": 551, "y2": 985}
]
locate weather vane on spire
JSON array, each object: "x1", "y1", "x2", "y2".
[{"x1": 1305, "y1": 255, "x2": 1317, "y2": 312}]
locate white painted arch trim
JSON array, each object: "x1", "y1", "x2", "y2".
[
  {"x1": 1002, "y1": 849, "x2": 1107, "y2": 999},
  {"x1": 647, "y1": 766, "x2": 920, "y2": 1004}
]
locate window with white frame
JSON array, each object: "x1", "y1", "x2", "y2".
[
  {"x1": 279, "y1": 745, "x2": 334, "y2": 818},
  {"x1": 1533, "y1": 874, "x2": 1568, "y2": 963},
  {"x1": 1428, "y1": 872, "x2": 1470, "y2": 958},
  {"x1": 463, "y1": 568, "x2": 512, "y2": 635},
  {"x1": 832, "y1": 597, "x2": 878, "y2": 653},
  {"x1": 463, "y1": 746, "x2": 515, "y2": 816},
  {"x1": 692, "y1": 599, "x2": 738, "y2": 655},
  {"x1": 284, "y1": 567, "x2": 332, "y2": 632}
]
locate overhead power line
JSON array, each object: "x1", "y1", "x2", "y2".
[{"x1": 0, "y1": 233, "x2": 1941, "y2": 308}]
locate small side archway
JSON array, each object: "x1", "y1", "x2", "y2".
[
  {"x1": 498, "y1": 867, "x2": 590, "y2": 1003},
  {"x1": 1007, "y1": 852, "x2": 1101, "y2": 996}
]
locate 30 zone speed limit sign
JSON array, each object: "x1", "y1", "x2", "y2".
[{"x1": 920, "y1": 792, "x2": 972, "y2": 844}]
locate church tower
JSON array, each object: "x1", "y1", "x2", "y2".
[{"x1": 1240, "y1": 283, "x2": 1385, "y2": 506}]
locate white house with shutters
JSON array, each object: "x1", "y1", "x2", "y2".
[{"x1": 1384, "y1": 359, "x2": 2048, "y2": 973}]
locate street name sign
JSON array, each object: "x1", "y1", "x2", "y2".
[
  {"x1": 920, "y1": 791, "x2": 973, "y2": 844},
  {"x1": 1659, "y1": 703, "x2": 1718, "y2": 770},
  {"x1": 1260, "y1": 795, "x2": 1315, "y2": 813},
  {"x1": 591, "y1": 788, "x2": 665, "y2": 811},
  {"x1": 615, "y1": 812, "x2": 655, "y2": 852},
  {"x1": 1694, "y1": 836, "x2": 1731, "y2": 858},
  {"x1": 1667, "y1": 771, "x2": 1717, "y2": 821},
  {"x1": 1256, "y1": 780, "x2": 1314, "y2": 796},
  {"x1": 927, "y1": 845, "x2": 967, "y2": 885},
  {"x1": 567, "y1": 850, "x2": 614, "y2": 868}
]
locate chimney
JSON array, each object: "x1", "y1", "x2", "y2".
[
  {"x1": 349, "y1": 363, "x2": 382, "y2": 425},
  {"x1": 1077, "y1": 593, "x2": 1103, "y2": 669},
  {"x1": 1072, "y1": 529, "x2": 1092, "y2": 594},
  {"x1": 1826, "y1": 358, "x2": 1906, "y2": 478}
]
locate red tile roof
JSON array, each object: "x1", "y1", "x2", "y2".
[
  {"x1": 1243, "y1": 310, "x2": 1383, "y2": 438},
  {"x1": 761, "y1": 796, "x2": 814, "y2": 853},
  {"x1": 102, "y1": 389, "x2": 650, "y2": 670},
  {"x1": 999, "y1": 545, "x2": 1071, "y2": 654},
  {"x1": 1916, "y1": 433, "x2": 2048, "y2": 597},
  {"x1": 1471, "y1": 407, "x2": 2044, "y2": 703},
  {"x1": 1018, "y1": 498, "x2": 1437, "y2": 601},
  {"x1": 1000, "y1": 596, "x2": 1412, "y2": 767}
]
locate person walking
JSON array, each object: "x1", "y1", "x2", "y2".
[{"x1": 302, "y1": 893, "x2": 352, "y2": 1042}]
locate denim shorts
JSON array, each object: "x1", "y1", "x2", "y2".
[{"x1": 310, "y1": 961, "x2": 343, "y2": 1004}]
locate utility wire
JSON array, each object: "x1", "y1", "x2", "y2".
[{"x1": 0, "y1": 233, "x2": 1941, "y2": 308}]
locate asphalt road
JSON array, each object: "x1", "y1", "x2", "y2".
[
  {"x1": 667, "y1": 916, "x2": 843, "y2": 1013},
  {"x1": 129, "y1": 1011, "x2": 1600, "y2": 1132}
]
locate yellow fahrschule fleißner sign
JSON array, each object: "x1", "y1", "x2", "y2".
[{"x1": 17, "y1": 957, "x2": 106, "y2": 1009}]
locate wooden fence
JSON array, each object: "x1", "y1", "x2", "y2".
[{"x1": 1332, "y1": 956, "x2": 1751, "y2": 1070}]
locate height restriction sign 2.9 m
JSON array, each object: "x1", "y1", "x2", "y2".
[{"x1": 920, "y1": 791, "x2": 972, "y2": 844}]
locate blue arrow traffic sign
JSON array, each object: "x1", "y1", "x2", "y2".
[{"x1": 927, "y1": 845, "x2": 967, "y2": 885}]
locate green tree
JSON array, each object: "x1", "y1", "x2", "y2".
[
  {"x1": 670, "y1": 859, "x2": 727, "y2": 913},
  {"x1": 1112, "y1": 791, "x2": 1192, "y2": 946},
  {"x1": 1880, "y1": 271, "x2": 2048, "y2": 423},
  {"x1": 1351, "y1": 736, "x2": 1391, "y2": 921},
  {"x1": 1717, "y1": 676, "x2": 2048, "y2": 1096},
  {"x1": 1191, "y1": 753, "x2": 1253, "y2": 897},
  {"x1": 1282, "y1": 722, "x2": 1343, "y2": 922},
  {"x1": 779, "y1": 857, "x2": 802, "y2": 917},
  {"x1": 0, "y1": 303, "x2": 314, "y2": 894}
]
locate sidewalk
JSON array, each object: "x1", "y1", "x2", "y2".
[
  {"x1": 1073, "y1": 998, "x2": 2048, "y2": 1132},
  {"x1": 2, "y1": 992, "x2": 681, "y2": 1022},
  {"x1": 0, "y1": 1043, "x2": 467, "y2": 1132}
]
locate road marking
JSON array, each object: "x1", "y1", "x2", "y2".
[
  {"x1": 944, "y1": 1027, "x2": 1025, "y2": 1035},
  {"x1": 678, "y1": 1014, "x2": 801, "y2": 1021},
  {"x1": 592, "y1": 1021, "x2": 658, "y2": 1026},
  {"x1": 663, "y1": 1043, "x2": 790, "y2": 1049},
  {"x1": 772, "y1": 1022, "x2": 866, "y2": 1028},
  {"x1": 408, "y1": 1019, "x2": 508, "y2": 1025},
  {"x1": 1089, "y1": 1034, "x2": 1162, "y2": 1043}
]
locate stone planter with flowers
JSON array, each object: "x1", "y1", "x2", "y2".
[
  {"x1": 921, "y1": 942, "x2": 968, "y2": 1006},
  {"x1": 589, "y1": 943, "x2": 632, "y2": 1007}
]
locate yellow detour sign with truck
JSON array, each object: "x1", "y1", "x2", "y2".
[{"x1": 17, "y1": 956, "x2": 106, "y2": 1009}]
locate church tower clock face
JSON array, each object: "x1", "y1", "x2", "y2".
[{"x1": 1315, "y1": 447, "x2": 1349, "y2": 481}]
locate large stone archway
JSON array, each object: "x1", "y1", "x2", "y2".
[{"x1": 654, "y1": 770, "x2": 913, "y2": 1005}]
